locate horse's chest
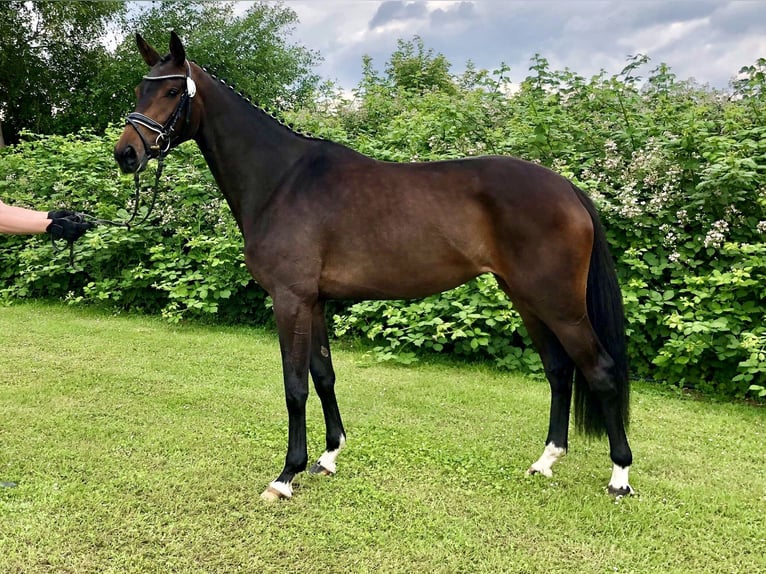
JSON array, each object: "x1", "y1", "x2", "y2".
[{"x1": 242, "y1": 225, "x2": 324, "y2": 291}]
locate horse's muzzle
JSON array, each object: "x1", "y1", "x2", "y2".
[{"x1": 114, "y1": 143, "x2": 141, "y2": 174}]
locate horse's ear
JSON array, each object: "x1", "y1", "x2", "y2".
[
  {"x1": 169, "y1": 31, "x2": 186, "y2": 66},
  {"x1": 136, "y1": 33, "x2": 160, "y2": 67}
]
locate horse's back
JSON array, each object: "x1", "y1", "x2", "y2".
[
  {"x1": 281, "y1": 147, "x2": 586, "y2": 231},
  {"x1": 327, "y1": 152, "x2": 593, "y2": 262}
]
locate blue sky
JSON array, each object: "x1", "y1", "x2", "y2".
[{"x1": 275, "y1": 1, "x2": 766, "y2": 90}]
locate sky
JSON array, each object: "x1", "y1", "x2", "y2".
[{"x1": 269, "y1": 0, "x2": 766, "y2": 91}]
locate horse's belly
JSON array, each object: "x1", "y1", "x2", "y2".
[{"x1": 318, "y1": 248, "x2": 487, "y2": 300}]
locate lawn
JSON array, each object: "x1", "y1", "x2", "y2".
[{"x1": 0, "y1": 302, "x2": 763, "y2": 573}]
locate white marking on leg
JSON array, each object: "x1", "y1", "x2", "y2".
[
  {"x1": 608, "y1": 464, "x2": 633, "y2": 494},
  {"x1": 265, "y1": 480, "x2": 293, "y2": 499},
  {"x1": 316, "y1": 434, "x2": 346, "y2": 474},
  {"x1": 528, "y1": 442, "x2": 566, "y2": 477}
]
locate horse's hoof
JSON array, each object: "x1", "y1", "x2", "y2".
[
  {"x1": 526, "y1": 465, "x2": 553, "y2": 478},
  {"x1": 260, "y1": 481, "x2": 292, "y2": 501},
  {"x1": 260, "y1": 486, "x2": 285, "y2": 502},
  {"x1": 607, "y1": 484, "x2": 635, "y2": 498},
  {"x1": 309, "y1": 462, "x2": 334, "y2": 476}
]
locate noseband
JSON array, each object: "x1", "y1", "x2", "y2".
[{"x1": 125, "y1": 60, "x2": 197, "y2": 160}]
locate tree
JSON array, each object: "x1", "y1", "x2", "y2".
[
  {"x1": 0, "y1": 1, "x2": 125, "y2": 145},
  {"x1": 0, "y1": 1, "x2": 320, "y2": 145},
  {"x1": 385, "y1": 36, "x2": 456, "y2": 95},
  {"x1": 108, "y1": 1, "x2": 320, "y2": 120}
]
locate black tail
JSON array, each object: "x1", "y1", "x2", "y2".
[{"x1": 570, "y1": 185, "x2": 630, "y2": 436}]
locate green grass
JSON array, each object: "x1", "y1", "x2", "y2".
[{"x1": 0, "y1": 302, "x2": 763, "y2": 573}]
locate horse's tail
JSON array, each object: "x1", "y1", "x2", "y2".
[{"x1": 570, "y1": 184, "x2": 630, "y2": 436}]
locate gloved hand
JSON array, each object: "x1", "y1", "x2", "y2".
[
  {"x1": 46, "y1": 215, "x2": 94, "y2": 242},
  {"x1": 47, "y1": 209, "x2": 76, "y2": 219}
]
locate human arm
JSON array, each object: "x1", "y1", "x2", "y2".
[
  {"x1": 0, "y1": 200, "x2": 91, "y2": 240},
  {"x1": 0, "y1": 200, "x2": 51, "y2": 234}
]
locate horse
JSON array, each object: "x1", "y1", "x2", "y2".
[{"x1": 114, "y1": 32, "x2": 633, "y2": 501}]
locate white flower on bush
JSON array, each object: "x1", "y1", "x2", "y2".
[
  {"x1": 703, "y1": 219, "x2": 729, "y2": 248},
  {"x1": 602, "y1": 140, "x2": 623, "y2": 170},
  {"x1": 757, "y1": 221, "x2": 766, "y2": 234},
  {"x1": 659, "y1": 223, "x2": 678, "y2": 247},
  {"x1": 604, "y1": 155, "x2": 622, "y2": 171}
]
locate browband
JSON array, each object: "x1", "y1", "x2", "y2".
[{"x1": 143, "y1": 61, "x2": 196, "y2": 97}]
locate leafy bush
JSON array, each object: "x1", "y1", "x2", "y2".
[
  {"x1": 0, "y1": 128, "x2": 270, "y2": 324},
  {"x1": 333, "y1": 275, "x2": 542, "y2": 372},
  {"x1": 1, "y1": 51, "x2": 764, "y2": 400},
  {"x1": 298, "y1": 51, "x2": 766, "y2": 398}
]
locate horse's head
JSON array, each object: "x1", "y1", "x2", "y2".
[{"x1": 114, "y1": 32, "x2": 201, "y2": 173}]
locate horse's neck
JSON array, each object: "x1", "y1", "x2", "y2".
[{"x1": 193, "y1": 74, "x2": 315, "y2": 226}]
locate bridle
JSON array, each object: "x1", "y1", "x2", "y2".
[
  {"x1": 125, "y1": 60, "x2": 197, "y2": 162},
  {"x1": 53, "y1": 61, "x2": 199, "y2": 267},
  {"x1": 113, "y1": 60, "x2": 198, "y2": 229}
]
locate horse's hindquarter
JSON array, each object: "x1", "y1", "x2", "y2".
[{"x1": 249, "y1": 152, "x2": 591, "y2": 302}]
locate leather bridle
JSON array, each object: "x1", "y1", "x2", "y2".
[
  {"x1": 53, "y1": 62, "x2": 200, "y2": 266},
  {"x1": 124, "y1": 60, "x2": 197, "y2": 163}
]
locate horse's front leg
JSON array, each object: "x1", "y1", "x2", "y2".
[
  {"x1": 307, "y1": 301, "x2": 346, "y2": 476},
  {"x1": 261, "y1": 293, "x2": 314, "y2": 501}
]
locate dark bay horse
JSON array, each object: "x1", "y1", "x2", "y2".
[{"x1": 114, "y1": 33, "x2": 633, "y2": 500}]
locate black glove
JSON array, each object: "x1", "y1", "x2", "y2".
[
  {"x1": 46, "y1": 216, "x2": 94, "y2": 242},
  {"x1": 47, "y1": 209, "x2": 76, "y2": 219}
]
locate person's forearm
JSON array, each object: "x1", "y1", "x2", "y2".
[
  {"x1": 0, "y1": 203, "x2": 49, "y2": 220},
  {"x1": 0, "y1": 213, "x2": 51, "y2": 234}
]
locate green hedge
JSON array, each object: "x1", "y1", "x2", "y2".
[
  {"x1": 1, "y1": 57, "x2": 764, "y2": 399},
  {"x1": 0, "y1": 129, "x2": 271, "y2": 325},
  {"x1": 295, "y1": 55, "x2": 766, "y2": 398}
]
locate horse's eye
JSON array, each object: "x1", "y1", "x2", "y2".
[{"x1": 167, "y1": 88, "x2": 179, "y2": 97}]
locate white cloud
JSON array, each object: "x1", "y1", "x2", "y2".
[
  {"x1": 279, "y1": 1, "x2": 765, "y2": 90},
  {"x1": 617, "y1": 18, "x2": 710, "y2": 56}
]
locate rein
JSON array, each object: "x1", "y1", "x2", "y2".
[
  {"x1": 52, "y1": 145, "x2": 165, "y2": 268},
  {"x1": 85, "y1": 157, "x2": 165, "y2": 230}
]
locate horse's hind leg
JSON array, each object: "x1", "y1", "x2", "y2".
[
  {"x1": 546, "y1": 318, "x2": 633, "y2": 495},
  {"x1": 496, "y1": 272, "x2": 632, "y2": 493},
  {"x1": 515, "y1": 307, "x2": 575, "y2": 478},
  {"x1": 496, "y1": 283, "x2": 574, "y2": 477},
  {"x1": 308, "y1": 301, "x2": 347, "y2": 476}
]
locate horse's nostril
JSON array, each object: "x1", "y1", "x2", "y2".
[{"x1": 115, "y1": 144, "x2": 139, "y2": 172}]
